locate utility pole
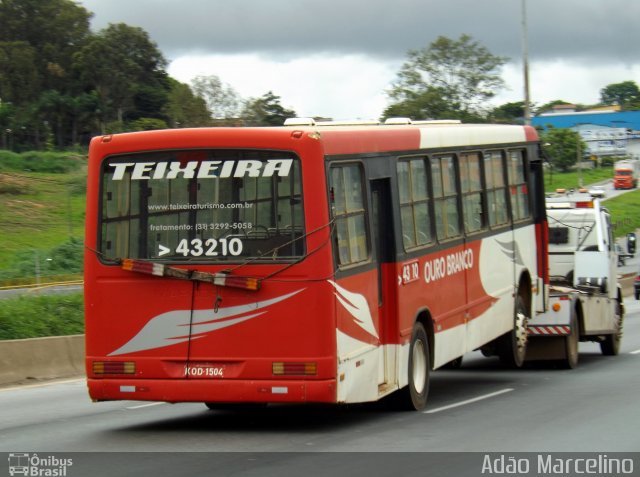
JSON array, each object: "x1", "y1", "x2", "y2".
[{"x1": 521, "y1": 0, "x2": 531, "y2": 125}]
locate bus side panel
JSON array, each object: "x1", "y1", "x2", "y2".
[
  {"x1": 395, "y1": 244, "x2": 470, "y2": 369},
  {"x1": 513, "y1": 223, "x2": 538, "y2": 310},
  {"x1": 464, "y1": 236, "x2": 510, "y2": 357},
  {"x1": 331, "y1": 270, "x2": 384, "y2": 404}
]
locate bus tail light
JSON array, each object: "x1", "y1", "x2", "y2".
[
  {"x1": 120, "y1": 259, "x2": 261, "y2": 291},
  {"x1": 122, "y1": 259, "x2": 164, "y2": 276},
  {"x1": 272, "y1": 362, "x2": 317, "y2": 376},
  {"x1": 93, "y1": 361, "x2": 136, "y2": 375},
  {"x1": 212, "y1": 274, "x2": 260, "y2": 291}
]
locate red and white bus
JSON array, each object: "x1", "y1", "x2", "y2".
[{"x1": 84, "y1": 118, "x2": 548, "y2": 410}]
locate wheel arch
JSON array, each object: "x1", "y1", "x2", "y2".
[
  {"x1": 616, "y1": 284, "x2": 625, "y2": 319},
  {"x1": 574, "y1": 297, "x2": 585, "y2": 338},
  {"x1": 517, "y1": 269, "x2": 533, "y2": 317},
  {"x1": 413, "y1": 307, "x2": 435, "y2": 371}
]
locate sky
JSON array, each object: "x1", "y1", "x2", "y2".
[{"x1": 76, "y1": 0, "x2": 640, "y2": 120}]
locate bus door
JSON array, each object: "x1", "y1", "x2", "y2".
[{"x1": 370, "y1": 178, "x2": 397, "y2": 386}]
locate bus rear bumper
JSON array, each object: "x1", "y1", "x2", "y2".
[{"x1": 87, "y1": 378, "x2": 337, "y2": 404}]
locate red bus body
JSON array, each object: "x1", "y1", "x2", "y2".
[{"x1": 84, "y1": 122, "x2": 547, "y2": 410}]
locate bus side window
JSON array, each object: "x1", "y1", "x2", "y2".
[
  {"x1": 484, "y1": 150, "x2": 509, "y2": 227},
  {"x1": 397, "y1": 158, "x2": 433, "y2": 249},
  {"x1": 508, "y1": 149, "x2": 531, "y2": 221},
  {"x1": 432, "y1": 155, "x2": 460, "y2": 241},
  {"x1": 330, "y1": 164, "x2": 369, "y2": 266},
  {"x1": 460, "y1": 152, "x2": 486, "y2": 234}
]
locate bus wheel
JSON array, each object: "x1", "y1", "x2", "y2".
[
  {"x1": 499, "y1": 295, "x2": 528, "y2": 368},
  {"x1": 562, "y1": 311, "x2": 579, "y2": 369},
  {"x1": 204, "y1": 403, "x2": 268, "y2": 411},
  {"x1": 403, "y1": 322, "x2": 430, "y2": 411}
]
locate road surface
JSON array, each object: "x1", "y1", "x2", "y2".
[{"x1": 1, "y1": 301, "x2": 639, "y2": 476}]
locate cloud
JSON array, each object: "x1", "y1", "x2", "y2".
[
  {"x1": 495, "y1": 61, "x2": 640, "y2": 107},
  {"x1": 168, "y1": 53, "x2": 400, "y2": 119},
  {"x1": 78, "y1": 0, "x2": 640, "y2": 118},
  {"x1": 79, "y1": 0, "x2": 640, "y2": 62}
]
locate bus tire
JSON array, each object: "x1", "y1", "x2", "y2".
[
  {"x1": 499, "y1": 295, "x2": 528, "y2": 368},
  {"x1": 204, "y1": 403, "x2": 267, "y2": 411},
  {"x1": 402, "y1": 322, "x2": 430, "y2": 411},
  {"x1": 562, "y1": 311, "x2": 579, "y2": 369}
]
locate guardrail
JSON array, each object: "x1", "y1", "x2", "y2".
[
  {"x1": 0, "y1": 335, "x2": 84, "y2": 386},
  {"x1": 0, "y1": 279, "x2": 83, "y2": 291}
]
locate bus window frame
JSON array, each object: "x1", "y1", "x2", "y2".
[
  {"x1": 459, "y1": 150, "x2": 487, "y2": 236},
  {"x1": 96, "y1": 148, "x2": 307, "y2": 265},
  {"x1": 483, "y1": 149, "x2": 511, "y2": 231},
  {"x1": 431, "y1": 153, "x2": 463, "y2": 243},
  {"x1": 328, "y1": 160, "x2": 372, "y2": 271},
  {"x1": 396, "y1": 155, "x2": 435, "y2": 252},
  {"x1": 506, "y1": 147, "x2": 533, "y2": 224}
]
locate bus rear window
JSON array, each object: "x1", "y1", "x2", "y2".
[{"x1": 99, "y1": 149, "x2": 304, "y2": 262}]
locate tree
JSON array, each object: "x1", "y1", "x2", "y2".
[
  {"x1": 164, "y1": 78, "x2": 211, "y2": 128},
  {"x1": 73, "y1": 23, "x2": 170, "y2": 130},
  {"x1": 0, "y1": 41, "x2": 40, "y2": 105},
  {"x1": 535, "y1": 100, "x2": 574, "y2": 115},
  {"x1": 0, "y1": 0, "x2": 92, "y2": 92},
  {"x1": 191, "y1": 75, "x2": 241, "y2": 120},
  {"x1": 383, "y1": 86, "x2": 458, "y2": 122},
  {"x1": 384, "y1": 34, "x2": 507, "y2": 121},
  {"x1": 489, "y1": 101, "x2": 526, "y2": 124},
  {"x1": 600, "y1": 81, "x2": 640, "y2": 110},
  {"x1": 241, "y1": 91, "x2": 296, "y2": 126},
  {"x1": 0, "y1": 0, "x2": 94, "y2": 149},
  {"x1": 540, "y1": 128, "x2": 586, "y2": 173}
]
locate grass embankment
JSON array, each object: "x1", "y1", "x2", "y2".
[
  {"x1": 0, "y1": 292, "x2": 84, "y2": 339},
  {"x1": 0, "y1": 150, "x2": 86, "y2": 284},
  {"x1": 543, "y1": 167, "x2": 611, "y2": 192},
  {"x1": 0, "y1": 150, "x2": 86, "y2": 340},
  {"x1": 604, "y1": 189, "x2": 640, "y2": 237}
]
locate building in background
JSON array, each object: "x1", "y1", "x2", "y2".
[{"x1": 532, "y1": 109, "x2": 640, "y2": 161}]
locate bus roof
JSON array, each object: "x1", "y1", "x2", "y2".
[{"x1": 90, "y1": 121, "x2": 539, "y2": 159}]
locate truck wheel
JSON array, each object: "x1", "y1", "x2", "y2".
[
  {"x1": 600, "y1": 302, "x2": 623, "y2": 356},
  {"x1": 499, "y1": 295, "x2": 529, "y2": 368},
  {"x1": 400, "y1": 322, "x2": 430, "y2": 411},
  {"x1": 562, "y1": 312, "x2": 579, "y2": 369}
]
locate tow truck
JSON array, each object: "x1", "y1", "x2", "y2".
[{"x1": 526, "y1": 194, "x2": 624, "y2": 368}]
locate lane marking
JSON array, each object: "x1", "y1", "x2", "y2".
[
  {"x1": 424, "y1": 388, "x2": 514, "y2": 414},
  {"x1": 0, "y1": 378, "x2": 84, "y2": 393},
  {"x1": 630, "y1": 349, "x2": 640, "y2": 355},
  {"x1": 126, "y1": 402, "x2": 165, "y2": 410}
]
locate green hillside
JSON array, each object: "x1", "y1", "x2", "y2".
[{"x1": 0, "y1": 151, "x2": 86, "y2": 282}]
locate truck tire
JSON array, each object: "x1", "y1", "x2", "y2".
[
  {"x1": 600, "y1": 301, "x2": 623, "y2": 356},
  {"x1": 562, "y1": 311, "x2": 579, "y2": 369},
  {"x1": 499, "y1": 295, "x2": 529, "y2": 368}
]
